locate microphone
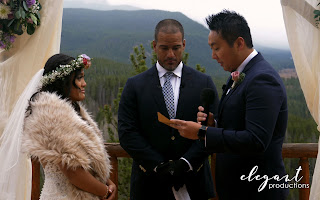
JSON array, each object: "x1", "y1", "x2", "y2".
[
  {"x1": 222, "y1": 84, "x2": 226, "y2": 91},
  {"x1": 200, "y1": 88, "x2": 215, "y2": 125}
]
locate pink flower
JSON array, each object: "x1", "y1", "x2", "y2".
[
  {"x1": 83, "y1": 58, "x2": 87, "y2": 66},
  {"x1": 81, "y1": 54, "x2": 91, "y2": 69},
  {"x1": 1, "y1": 0, "x2": 10, "y2": 5},
  {"x1": 230, "y1": 71, "x2": 245, "y2": 89},
  {"x1": 27, "y1": 18, "x2": 33, "y2": 24},
  {"x1": 7, "y1": 13, "x2": 13, "y2": 20},
  {"x1": 231, "y1": 71, "x2": 240, "y2": 82},
  {"x1": 83, "y1": 58, "x2": 92, "y2": 69}
]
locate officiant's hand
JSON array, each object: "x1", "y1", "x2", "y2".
[
  {"x1": 169, "y1": 119, "x2": 201, "y2": 140},
  {"x1": 197, "y1": 106, "x2": 215, "y2": 127}
]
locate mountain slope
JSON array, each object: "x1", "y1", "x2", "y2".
[{"x1": 61, "y1": 8, "x2": 294, "y2": 76}]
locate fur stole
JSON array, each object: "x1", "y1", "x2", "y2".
[{"x1": 22, "y1": 92, "x2": 111, "y2": 199}]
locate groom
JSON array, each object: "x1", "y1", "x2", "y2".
[
  {"x1": 118, "y1": 19, "x2": 218, "y2": 200},
  {"x1": 170, "y1": 10, "x2": 289, "y2": 200}
]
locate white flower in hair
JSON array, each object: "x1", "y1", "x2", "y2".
[{"x1": 41, "y1": 54, "x2": 92, "y2": 87}]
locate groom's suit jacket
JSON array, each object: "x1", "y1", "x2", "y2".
[
  {"x1": 118, "y1": 64, "x2": 218, "y2": 200},
  {"x1": 206, "y1": 53, "x2": 289, "y2": 200}
]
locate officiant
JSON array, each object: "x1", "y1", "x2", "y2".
[{"x1": 169, "y1": 10, "x2": 289, "y2": 200}]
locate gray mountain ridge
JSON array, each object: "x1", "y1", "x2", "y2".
[{"x1": 61, "y1": 8, "x2": 294, "y2": 76}]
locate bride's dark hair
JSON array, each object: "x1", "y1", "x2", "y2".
[
  {"x1": 27, "y1": 53, "x2": 83, "y2": 115},
  {"x1": 41, "y1": 54, "x2": 75, "y2": 99}
]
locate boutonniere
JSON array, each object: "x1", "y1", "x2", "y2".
[{"x1": 231, "y1": 71, "x2": 245, "y2": 89}]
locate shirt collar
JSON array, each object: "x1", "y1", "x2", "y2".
[
  {"x1": 236, "y1": 49, "x2": 258, "y2": 73},
  {"x1": 156, "y1": 61, "x2": 183, "y2": 78}
]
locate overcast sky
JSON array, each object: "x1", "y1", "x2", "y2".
[{"x1": 64, "y1": 0, "x2": 290, "y2": 49}]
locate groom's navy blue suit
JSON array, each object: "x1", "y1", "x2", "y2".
[
  {"x1": 206, "y1": 53, "x2": 289, "y2": 200},
  {"x1": 118, "y1": 64, "x2": 218, "y2": 200}
]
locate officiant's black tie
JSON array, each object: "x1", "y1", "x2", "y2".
[
  {"x1": 223, "y1": 75, "x2": 234, "y2": 95},
  {"x1": 162, "y1": 72, "x2": 175, "y2": 119}
]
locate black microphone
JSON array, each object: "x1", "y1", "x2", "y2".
[{"x1": 200, "y1": 88, "x2": 215, "y2": 125}]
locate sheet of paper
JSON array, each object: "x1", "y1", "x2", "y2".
[
  {"x1": 172, "y1": 185, "x2": 191, "y2": 200},
  {"x1": 157, "y1": 112, "x2": 173, "y2": 126}
]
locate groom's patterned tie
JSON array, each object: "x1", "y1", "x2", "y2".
[{"x1": 162, "y1": 72, "x2": 175, "y2": 119}]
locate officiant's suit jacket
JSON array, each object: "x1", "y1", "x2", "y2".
[
  {"x1": 206, "y1": 53, "x2": 289, "y2": 200},
  {"x1": 118, "y1": 64, "x2": 218, "y2": 200}
]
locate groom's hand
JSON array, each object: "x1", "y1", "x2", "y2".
[
  {"x1": 171, "y1": 159, "x2": 189, "y2": 191},
  {"x1": 155, "y1": 160, "x2": 174, "y2": 176}
]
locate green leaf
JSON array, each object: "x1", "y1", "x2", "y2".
[
  {"x1": 27, "y1": 24, "x2": 35, "y2": 35},
  {"x1": 14, "y1": 22, "x2": 23, "y2": 35},
  {"x1": 23, "y1": 1, "x2": 28, "y2": 11},
  {"x1": 314, "y1": 10, "x2": 320, "y2": 15},
  {"x1": 10, "y1": 0, "x2": 14, "y2": 8},
  {"x1": 15, "y1": 10, "x2": 21, "y2": 19},
  {"x1": 36, "y1": 12, "x2": 41, "y2": 20},
  {"x1": 30, "y1": 14, "x2": 37, "y2": 25},
  {"x1": 7, "y1": 19, "x2": 15, "y2": 27},
  {"x1": 21, "y1": 10, "x2": 26, "y2": 19}
]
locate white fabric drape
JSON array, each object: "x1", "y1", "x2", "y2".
[
  {"x1": 0, "y1": 0, "x2": 64, "y2": 136},
  {"x1": 281, "y1": 0, "x2": 320, "y2": 199},
  {"x1": 0, "y1": 0, "x2": 64, "y2": 199},
  {"x1": 0, "y1": 69, "x2": 43, "y2": 200}
]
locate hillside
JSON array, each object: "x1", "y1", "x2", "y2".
[{"x1": 61, "y1": 8, "x2": 294, "y2": 76}]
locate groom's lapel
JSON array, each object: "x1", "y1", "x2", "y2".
[
  {"x1": 149, "y1": 66, "x2": 169, "y2": 118},
  {"x1": 176, "y1": 65, "x2": 193, "y2": 120}
]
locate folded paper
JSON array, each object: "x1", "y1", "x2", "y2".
[{"x1": 157, "y1": 112, "x2": 173, "y2": 126}]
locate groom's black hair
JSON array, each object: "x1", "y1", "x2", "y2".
[
  {"x1": 154, "y1": 19, "x2": 184, "y2": 42},
  {"x1": 206, "y1": 9, "x2": 253, "y2": 48}
]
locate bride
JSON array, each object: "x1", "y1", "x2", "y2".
[{"x1": 1, "y1": 53, "x2": 116, "y2": 200}]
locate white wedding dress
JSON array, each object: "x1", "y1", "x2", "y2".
[{"x1": 39, "y1": 163, "x2": 68, "y2": 200}]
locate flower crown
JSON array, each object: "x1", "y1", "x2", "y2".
[{"x1": 41, "y1": 54, "x2": 91, "y2": 87}]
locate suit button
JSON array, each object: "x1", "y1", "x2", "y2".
[{"x1": 171, "y1": 136, "x2": 175, "y2": 140}]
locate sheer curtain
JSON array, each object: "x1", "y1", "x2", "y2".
[
  {"x1": 281, "y1": 0, "x2": 320, "y2": 199},
  {"x1": 0, "y1": 0, "x2": 64, "y2": 199},
  {"x1": 0, "y1": 0, "x2": 64, "y2": 136}
]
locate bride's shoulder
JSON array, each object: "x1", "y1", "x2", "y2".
[{"x1": 31, "y1": 92, "x2": 72, "y2": 110}]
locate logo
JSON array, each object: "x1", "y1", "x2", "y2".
[{"x1": 240, "y1": 165, "x2": 309, "y2": 192}]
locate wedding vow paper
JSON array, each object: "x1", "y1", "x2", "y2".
[{"x1": 157, "y1": 112, "x2": 173, "y2": 126}]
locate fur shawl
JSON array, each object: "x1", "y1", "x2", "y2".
[{"x1": 22, "y1": 92, "x2": 111, "y2": 199}]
